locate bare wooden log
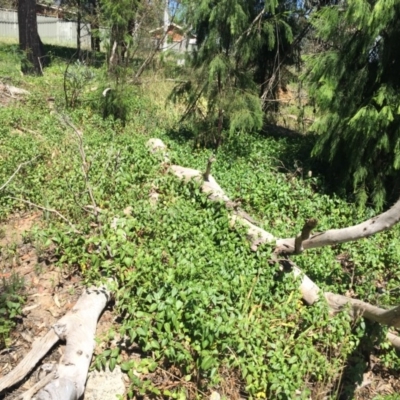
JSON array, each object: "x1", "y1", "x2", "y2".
[
  {"x1": 0, "y1": 330, "x2": 59, "y2": 392},
  {"x1": 324, "y1": 293, "x2": 400, "y2": 328},
  {"x1": 0, "y1": 285, "x2": 110, "y2": 399},
  {"x1": 387, "y1": 332, "x2": 400, "y2": 348},
  {"x1": 35, "y1": 286, "x2": 110, "y2": 400},
  {"x1": 277, "y1": 197, "x2": 400, "y2": 252},
  {"x1": 146, "y1": 138, "x2": 400, "y2": 349}
]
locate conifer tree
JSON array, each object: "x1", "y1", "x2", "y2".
[
  {"x1": 171, "y1": 0, "x2": 296, "y2": 148},
  {"x1": 306, "y1": 0, "x2": 400, "y2": 210}
]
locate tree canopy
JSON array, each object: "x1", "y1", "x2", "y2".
[{"x1": 306, "y1": 0, "x2": 400, "y2": 210}]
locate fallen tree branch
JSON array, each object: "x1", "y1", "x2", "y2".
[
  {"x1": 7, "y1": 197, "x2": 80, "y2": 233},
  {"x1": 324, "y1": 292, "x2": 400, "y2": 328},
  {"x1": 0, "y1": 156, "x2": 39, "y2": 192},
  {"x1": 277, "y1": 197, "x2": 400, "y2": 253},
  {"x1": 146, "y1": 138, "x2": 400, "y2": 349},
  {"x1": 0, "y1": 285, "x2": 110, "y2": 399}
]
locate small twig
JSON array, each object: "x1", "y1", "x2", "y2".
[
  {"x1": 57, "y1": 113, "x2": 100, "y2": 225},
  {"x1": 294, "y1": 218, "x2": 318, "y2": 254},
  {"x1": 8, "y1": 197, "x2": 80, "y2": 233},
  {"x1": 156, "y1": 367, "x2": 207, "y2": 397},
  {"x1": 0, "y1": 156, "x2": 39, "y2": 192},
  {"x1": 15, "y1": 126, "x2": 46, "y2": 141},
  {"x1": 37, "y1": 56, "x2": 43, "y2": 76},
  {"x1": 63, "y1": 50, "x2": 79, "y2": 108},
  {"x1": 234, "y1": 8, "x2": 264, "y2": 47}
]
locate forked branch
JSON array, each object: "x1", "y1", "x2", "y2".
[
  {"x1": 277, "y1": 197, "x2": 400, "y2": 253},
  {"x1": 203, "y1": 154, "x2": 216, "y2": 182},
  {"x1": 294, "y1": 218, "x2": 318, "y2": 254},
  {"x1": 146, "y1": 138, "x2": 400, "y2": 349}
]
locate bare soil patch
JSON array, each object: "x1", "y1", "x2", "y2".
[{"x1": 0, "y1": 212, "x2": 117, "y2": 399}]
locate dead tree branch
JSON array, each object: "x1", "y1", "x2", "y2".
[
  {"x1": 146, "y1": 138, "x2": 400, "y2": 350},
  {"x1": 0, "y1": 285, "x2": 110, "y2": 399},
  {"x1": 277, "y1": 197, "x2": 400, "y2": 253},
  {"x1": 294, "y1": 218, "x2": 318, "y2": 254},
  {"x1": 7, "y1": 197, "x2": 80, "y2": 233},
  {"x1": 0, "y1": 156, "x2": 39, "y2": 192},
  {"x1": 203, "y1": 154, "x2": 216, "y2": 182},
  {"x1": 57, "y1": 114, "x2": 100, "y2": 224}
]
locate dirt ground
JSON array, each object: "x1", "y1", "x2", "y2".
[{"x1": 0, "y1": 212, "x2": 117, "y2": 399}]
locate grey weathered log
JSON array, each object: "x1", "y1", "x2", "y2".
[
  {"x1": 277, "y1": 197, "x2": 400, "y2": 252},
  {"x1": 146, "y1": 138, "x2": 400, "y2": 350},
  {"x1": 35, "y1": 286, "x2": 110, "y2": 400},
  {"x1": 324, "y1": 292, "x2": 400, "y2": 328},
  {"x1": 0, "y1": 285, "x2": 110, "y2": 399}
]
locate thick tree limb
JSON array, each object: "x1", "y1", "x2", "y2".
[
  {"x1": 146, "y1": 138, "x2": 400, "y2": 349},
  {"x1": 0, "y1": 285, "x2": 110, "y2": 399},
  {"x1": 277, "y1": 198, "x2": 400, "y2": 252},
  {"x1": 324, "y1": 293, "x2": 400, "y2": 328}
]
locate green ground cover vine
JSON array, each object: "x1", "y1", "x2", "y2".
[{"x1": 0, "y1": 43, "x2": 399, "y2": 398}]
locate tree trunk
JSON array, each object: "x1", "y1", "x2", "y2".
[
  {"x1": 77, "y1": 0, "x2": 81, "y2": 59},
  {"x1": 18, "y1": 0, "x2": 44, "y2": 75},
  {"x1": 89, "y1": 0, "x2": 101, "y2": 52}
]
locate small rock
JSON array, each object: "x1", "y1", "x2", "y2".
[
  {"x1": 146, "y1": 138, "x2": 167, "y2": 153},
  {"x1": 210, "y1": 391, "x2": 221, "y2": 400},
  {"x1": 85, "y1": 366, "x2": 125, "y2": 400}
]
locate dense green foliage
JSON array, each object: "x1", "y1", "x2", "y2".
[
  {"x1": 1, "y1": 43, "x2": 400, "y2": 398},
  {"x1": 306, "y1": 0, "x2": 400, "y2": 210},
  {"x1": 170, "y1": 0, "x2": 302, "y2": 147}
]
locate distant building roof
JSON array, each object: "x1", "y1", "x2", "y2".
[{"x1": 150, "y1": 23, "x2": 196, "y2": 43}]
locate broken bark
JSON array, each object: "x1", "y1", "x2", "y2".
[
  {"x1": 0, "y1": 285, "x2": 110, "y2": 399},
  {"x1": 146, "y1": 138, "x2": 400, "y2": 349},
  {"x1": 294, "y1": 218, "x2": 318, "y2": 254}
]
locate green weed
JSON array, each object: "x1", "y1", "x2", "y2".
[{"x1": 0, "y1": 43, "x2": 399, "y2": 398}]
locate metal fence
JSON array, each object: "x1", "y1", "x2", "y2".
[{"x1": 0, "y1": 9, "x2": 91, "y2": 48}]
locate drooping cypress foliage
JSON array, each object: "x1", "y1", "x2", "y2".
[
  {"x1": 171, "y1": 0, "x2": 295, "y2": 148},
  {"x1": 306, "y1": 0, "x2": 400, "y2": 210}
]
